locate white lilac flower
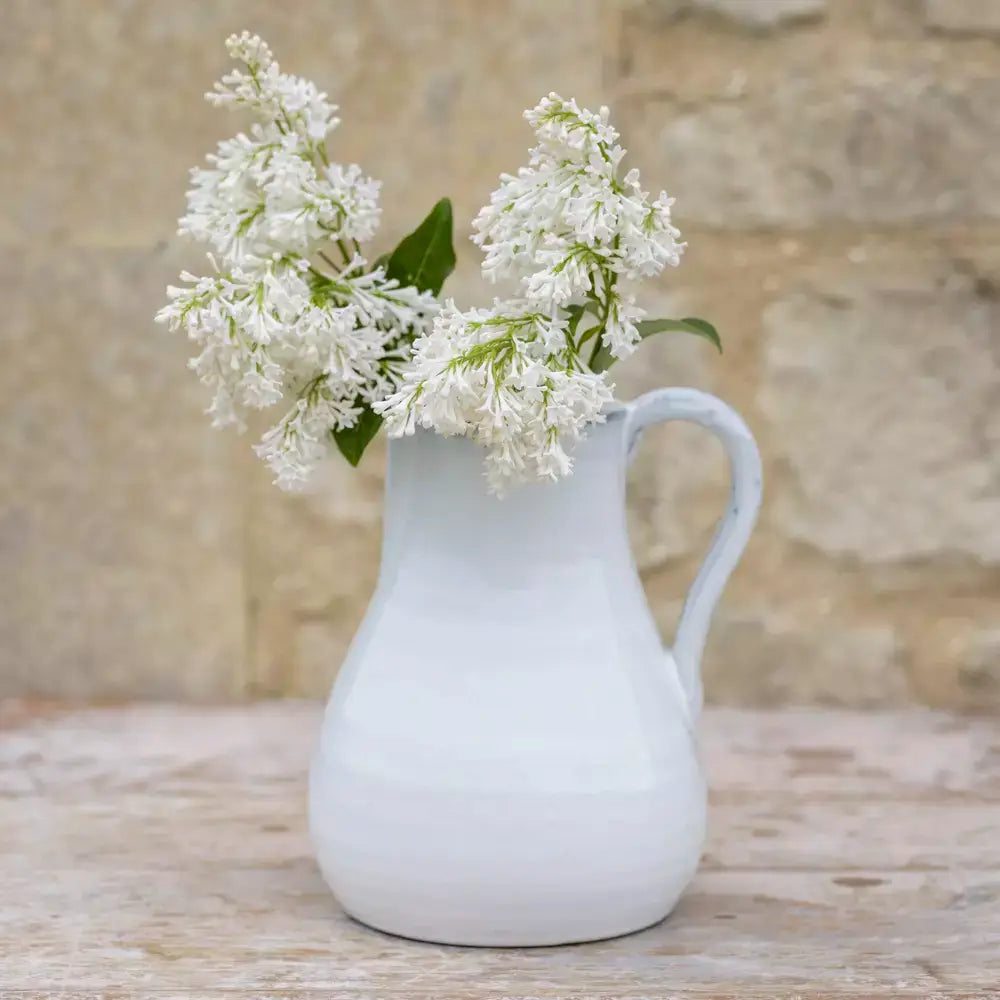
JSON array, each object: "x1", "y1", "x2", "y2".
[
  {"x1": 207, "y1": 32, "x2": 339, "y2": 145},
  {"x1": 255, "y1": 386, "x2": 353, "y2": 491},
  {"x1": 158, "y1": 254, "x2": 436, "y2": 483},
  {"x1": 379, "y1": 93, "x2": 683, "y2": 492},
  {"x1": 157, "y1": 259, "x2": 304, "y2": 431},
  {"x1": 180, "y1": 128, "x2": 382, "y2": 262},
  {"x1": 473, "y1": 95, "x2": 684, "y2": 289},
  {"x1": 603, "y1": 292, "x2": 645, "y2": 360},
  {"x1": 159, "y1": 33, "x2": 439, "y2": 489},
  {"x1": 262, "y1": 153, "x2": 382, "y2": 255},
  {"x1": 471, "y1": 93, "x2": 684, "y2": 361},
  {"x1": 375, "y1": 300, "x2": 613, "y2": 494}
]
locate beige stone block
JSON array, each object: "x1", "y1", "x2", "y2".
[
  {"x1": 246, "y1": 436, "x2": 385, "y2": 697},
  {"x1": 0, "y1": 0, "x2": 606, "y2": 248},
  {"x1": 0, "y1": 247, "x2": 246, "y2": 697},
  {"x1": 643, "y1": 0, "x2": 826, "y2": 30},
  {"x1": 957, "y1": 627, "x2": 1000, "y2": 711},
  {"x1": 907, "y1": 616, "x2": 1000, "y2": 711},
  {"x1": 759, "y1": 257, "x2": 1000, "y2": 564},
  {"x1": 701, "y1": 608, "x2": 908, "y2": 708},
  {"x1": 621, "y1": 64, "x2": 1000, "y2": 227},
  {"x1": 924, "y1": 0, "x2": 1000, "y2": 36},
  {"x1": 294, "y1": 618, "x2": 353, "y2": 698},
  {"x1": 0, "y1": 1, "x2": 267, "y2": 245},
  {"x1": 322, "y1": 0, "x2": 608, "y2": 251}
]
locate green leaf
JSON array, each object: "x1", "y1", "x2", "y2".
[
  {"x1": 332, "y1": 404, "x2": 383, "y2": 467},
  {"x1": 589, "y1": 346, "x2": 615, "y2": 374},
  {"x1": 371, "y1": 252, "x2": 391, "y2": 272},
  {"x1": 564, "y1": 302, "x2": 587, "y2": 337},
  {"x1": 589, "y1": 316, "x2": 722, "y2": 373},
  {"x1": 635, "y1": 317, "x2": 723, "y2": 353},
  {"x1": 385, "y1": 197, "x2": 456, "y2": 295}
]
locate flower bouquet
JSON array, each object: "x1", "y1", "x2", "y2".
[{"x1": 157, "y1": 32, "x2": 721, "y2": 494}]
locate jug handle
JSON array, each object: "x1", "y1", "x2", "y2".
[{"x1": 623, "y1": 388, "x2": 763, "y2": 719}]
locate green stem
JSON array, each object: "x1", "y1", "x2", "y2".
[
  {"x1": 317, "y1": 250, "x2": 340, "y2": 273},
  {"x1": 588, "y1": 268, "x2": 616, "y2": 370},
  {"x1": 565, "y1": 305, "x2": 585, "y2": 355}
]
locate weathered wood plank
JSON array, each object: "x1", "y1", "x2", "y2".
[
  {"x1": 704, "y1": 707, "x2": 1000, "y2": 801},
  {"x1": 1, "y1": 703, "x2": 998, "y2": 998},
  {"x1": 5, "y1": 703, "x2": 999, "y2": 800}
]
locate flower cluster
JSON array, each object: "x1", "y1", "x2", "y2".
[
  {"x1": 377, "y1": 302, "x2": 613, "y2": 493},
  {"x1": 377, "y1": 94, "x2": 686, "y2": 491},
  {"x1": 157, "y1": 33, "x2": 437, "y2": 488}
]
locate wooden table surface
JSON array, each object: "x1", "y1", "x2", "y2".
[{"x1": 1, "y1": 702, "x2": 998, "y2": 999}]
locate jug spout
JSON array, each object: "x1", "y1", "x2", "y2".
[{"x1": 624, "y1": 388, "x2": 764, "y2": 721}]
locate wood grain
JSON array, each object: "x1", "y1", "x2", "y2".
[{"x1": 1, "y1": 703, "x2": 998, "y2": 998}]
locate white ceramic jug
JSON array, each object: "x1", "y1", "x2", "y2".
[{"x1": 309, "y1": 388, "x2": 762, "y2": 946}]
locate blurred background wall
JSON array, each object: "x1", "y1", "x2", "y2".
[{"x1": 2, "y1": 0, "x2": 998, "y2": 707}]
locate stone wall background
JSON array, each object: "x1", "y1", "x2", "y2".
[{"x1": 2, "y1": 0, "x2": 998, "y2": 708}]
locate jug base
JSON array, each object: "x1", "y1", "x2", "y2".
[{"x1": 336, "y1": 898, "x2": 681, "y2": 948}]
